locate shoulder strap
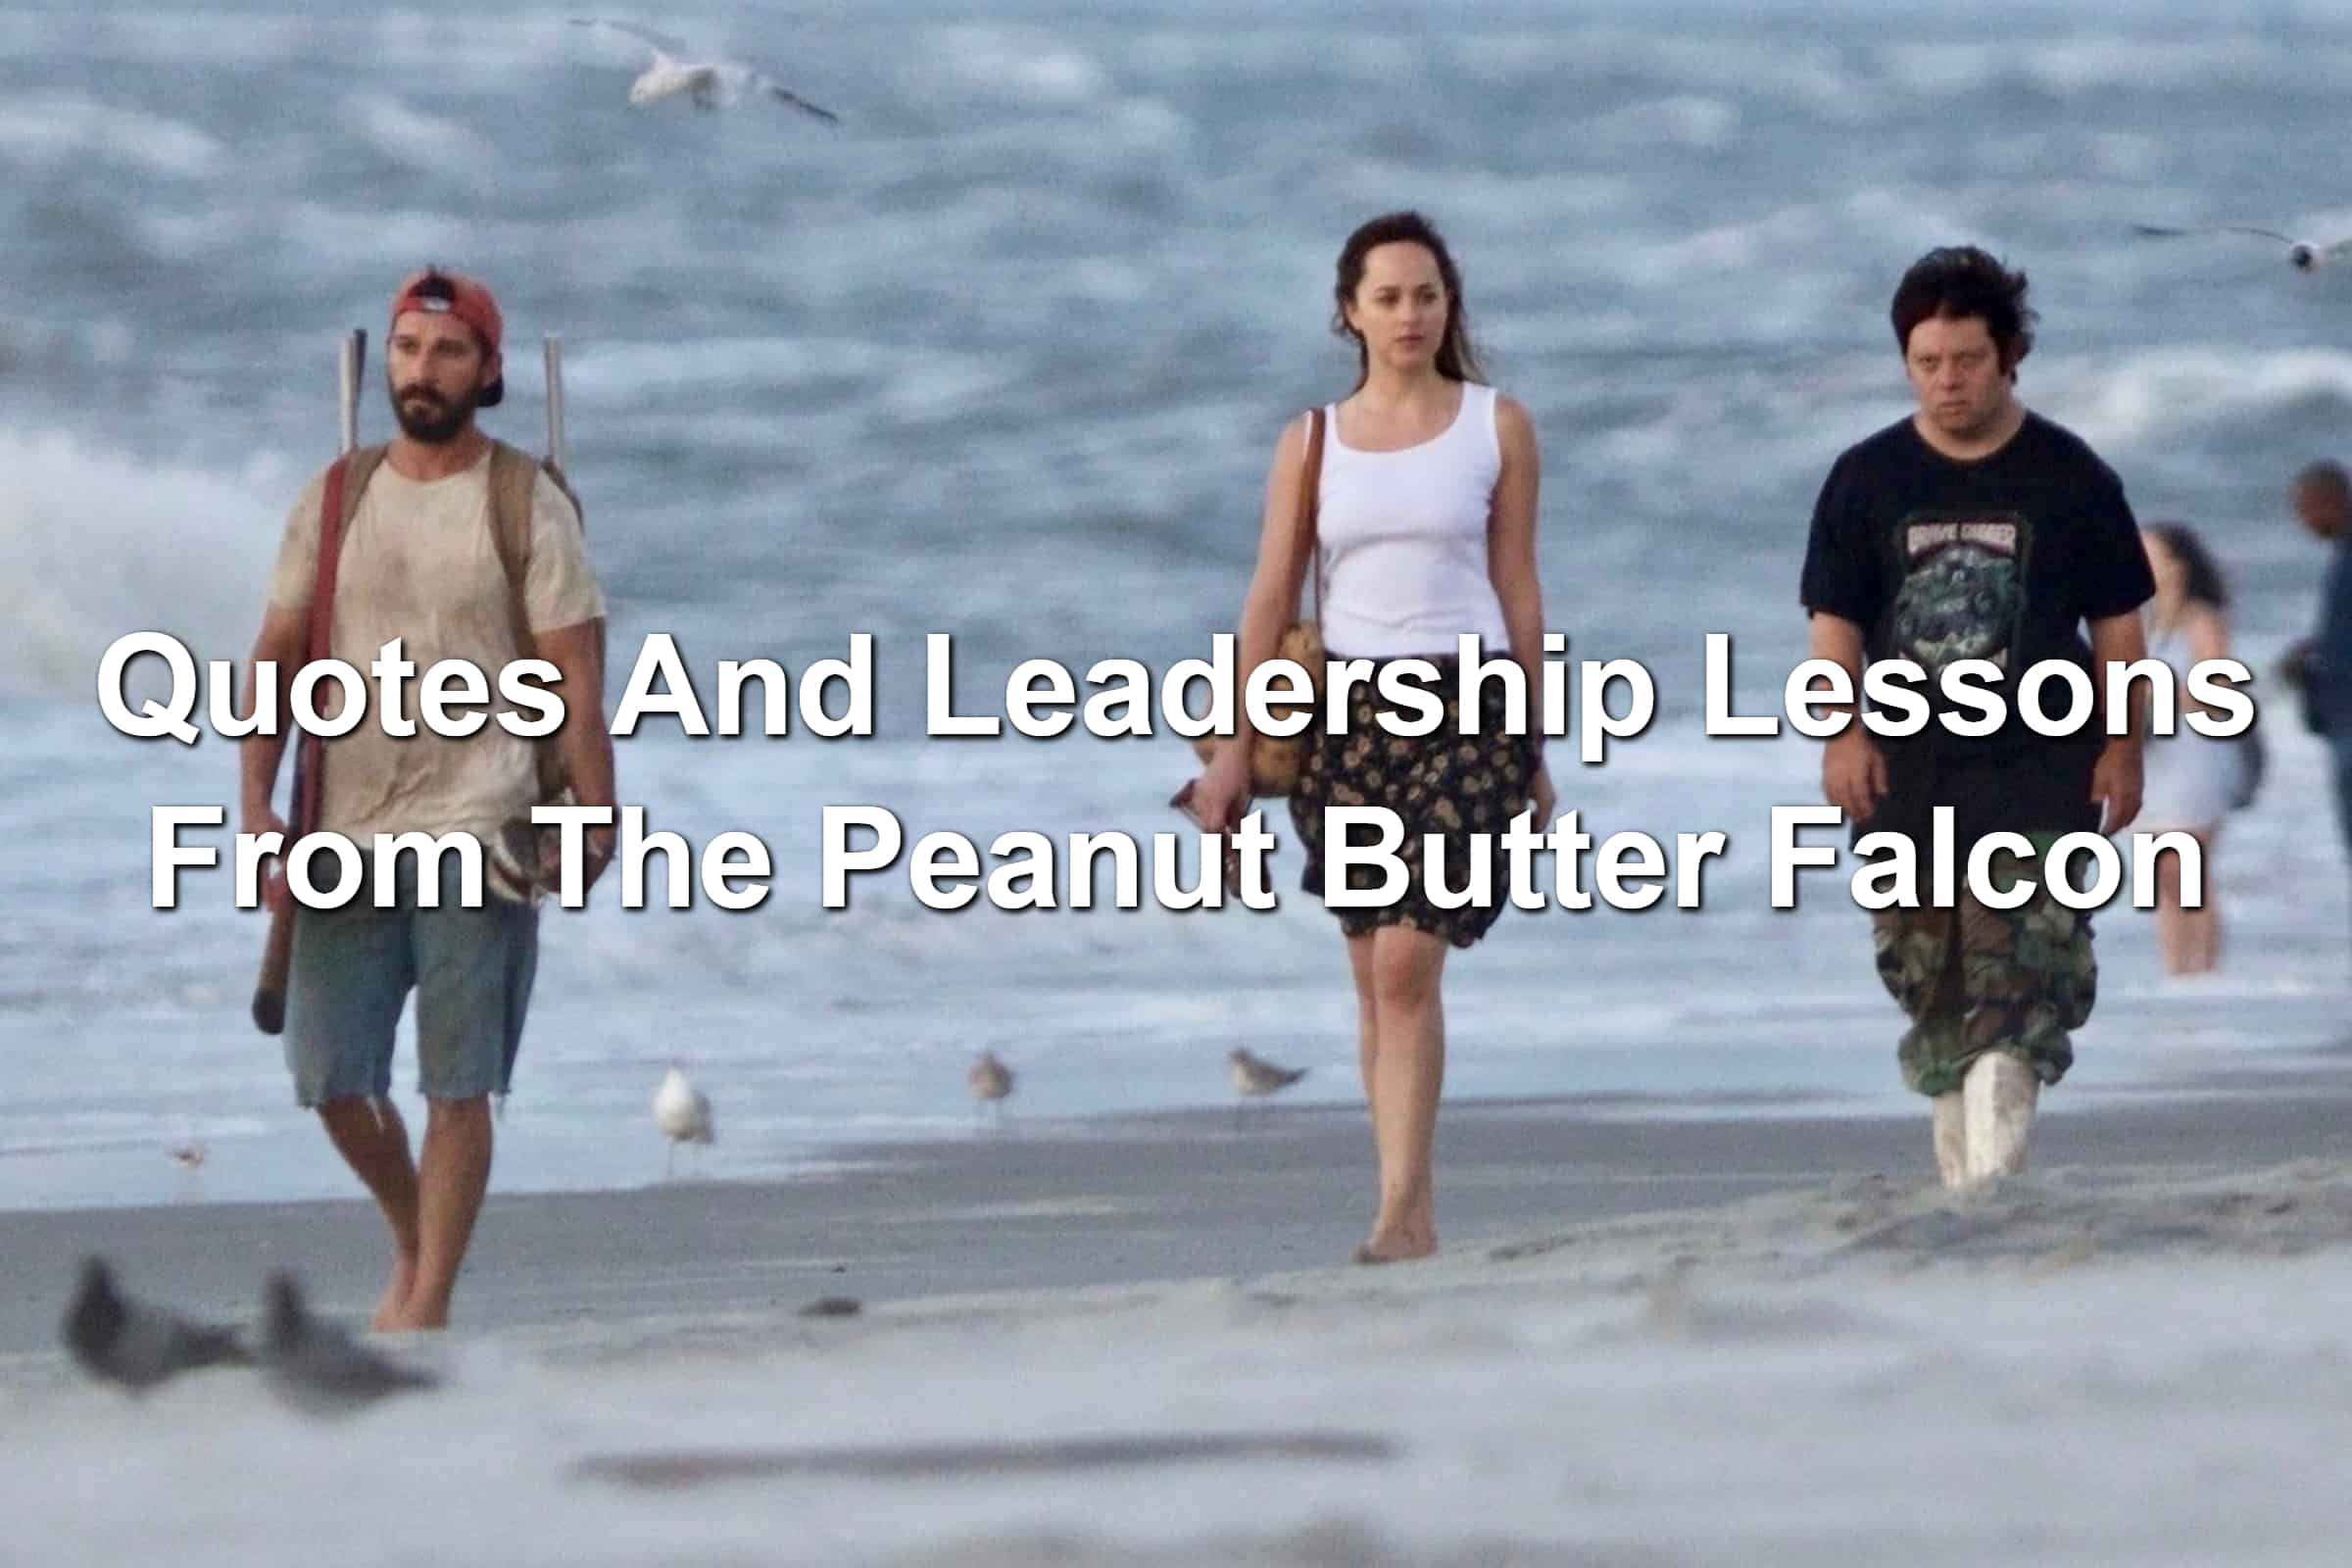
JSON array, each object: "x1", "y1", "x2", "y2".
[
  {"x1": 487, "y1": 440, "x2": 541, "y2": 659},
  {"x1": 290, "y1": 446, "x2": 382, "y2": 840},
  {"x1": 485, "y1": 439, "x2": 600, "y2": 805},
  {"x1": 1299, "y1": 407, "x2": 1327, "y2": 619},
  {"x1": 335, "y1": 445, "x2": 389, "y2": 542},
  {"x1": 487, "y1": 439, "x2": 595, "y2": 661}
]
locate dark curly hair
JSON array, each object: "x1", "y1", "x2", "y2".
[
  {"x1": 1890, "y1": 246, "x2": 2037, "y2": 376},
  {"x1": 1331, "y1": 211, "x2": 1488, "y2": 388}
]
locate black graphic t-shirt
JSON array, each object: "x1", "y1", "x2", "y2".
[{"x1": 1798, "y1": 412, "x2": 2156, "y2": 848}]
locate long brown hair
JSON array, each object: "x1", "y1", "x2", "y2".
[
  {"x1": 2146, "y1": 522, "x2": 2231, "y2": 611},
  {"x1": 1331, "y1": 211, "x2": 1487, "y2": 389}
]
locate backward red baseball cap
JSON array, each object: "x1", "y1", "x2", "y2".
[{"x1": 389, "y1": 267, "x2": 505, "y2": 407}]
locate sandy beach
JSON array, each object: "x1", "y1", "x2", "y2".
[{"x1": 8, "y1": 1058, "x2": 2352, "y2": 1566}]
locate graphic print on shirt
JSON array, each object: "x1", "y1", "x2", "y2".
[{"x1": 1887, "y1": 511, "x2": 2031, "y2": 676}]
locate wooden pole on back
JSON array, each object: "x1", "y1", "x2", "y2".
[
  {"x1": 251, "y1": 327, "x2": 366, "y2": 1036},
  {"x1": 544, "y1": 334, "x2": 566, "y2": 474}
]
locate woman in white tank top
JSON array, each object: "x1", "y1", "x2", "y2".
[
  {"x1": 1188, "y1": 212, "x2": 1554, "y2": 1266},
  {"x1": 2136, "y1": 523, "x2": 2244, "y2": 975}
]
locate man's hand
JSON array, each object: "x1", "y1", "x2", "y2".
[
  {"x1": 537, "y1": 820, "x2": 617, "y2": 896},
  {"x1": 1821, "y1": 728, "x2": 1887, "y2": 822},
  {"x1": 244, "y1": 804, "x2": 292, "y2": 911},
  {"x1": 2091, "y1": 738, "x2": 2143, "y2": 836},
  {"x1": 581, "y1": 822, "x2": 617, "y2": 892}
]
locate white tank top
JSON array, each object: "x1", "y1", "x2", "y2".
[{"x1": 1310, "y1": 380, "x2": 1510, "y2": 660}]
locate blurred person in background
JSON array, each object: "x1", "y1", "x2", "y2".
[
  {"x1": 2283, "y1": 461, "x2": 2352, "y2": 974},
  {"x1": 2136, "y1": 522, "x2": 2244, "y2": 976}
]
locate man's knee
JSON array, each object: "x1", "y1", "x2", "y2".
[
  {"x1": 423, "y1": 1094, "x2": 493, "y2": 1129},
  {"x1": 317, "y1": 1093, "x2": 397, "y2": 1133}
]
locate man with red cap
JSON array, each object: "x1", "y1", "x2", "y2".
[{"x1": 239, "y1": 267, "x2": 616, "y2": 1332}]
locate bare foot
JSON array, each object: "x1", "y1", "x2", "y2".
[
  {"x1": 370, "y1": 1255, "x2": 418, "y2": 1333},
  {"x1": 379, "y1": 1288, "x2": 451, "y2": 1334},
  {"x1": 1350, "y1": 1229, "x2": 1437, "y2": 1266},
  {"x1": 378, "y1": 1308, "x2": 449, "y2": 1333}
]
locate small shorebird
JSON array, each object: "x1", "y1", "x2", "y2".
[
  {"x1": 653, "y1": 1065, "x2": 715, "y2": 1177},
  {"x1": 168, "y1": 1140, "x2": 208, "y2": 1202},
  {"x1": 2132, "y1": 221, "x2": 2352, "y2": 273},
  {"x1": 968, "y1": 1050, "x2": 1014, "y2": 1130},
  {"x1": 1228, "y1": 1048, "x2": 1307, "y2": 1125},
  {"x1": 570, "y1": 18, "x2": 841, "y2": 123}
]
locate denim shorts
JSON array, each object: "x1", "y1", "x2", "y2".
[{"x1": 283, "y1": 849, "x2": 539, "y2": 1108}]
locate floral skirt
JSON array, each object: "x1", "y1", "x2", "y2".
[{"x1": 1288, "y1": 654, "x2": 1539, "y2": 948}]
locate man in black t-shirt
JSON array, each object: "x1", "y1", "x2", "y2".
[{"x1": 1798, "y1": 246, "x2": 2156, "y2": 1191}]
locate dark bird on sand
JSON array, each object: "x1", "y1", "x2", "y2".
[
  {"x1": 61, "y1": 1257, "x2": 250, "y2": 1392},
  {"x1": 259, "y1": 1271, "x2": 439, "y2": 1415}
]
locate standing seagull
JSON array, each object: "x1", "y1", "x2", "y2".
[
  {"x1": 570, "y1": 18, "x2": 841, "y2": 123},
  {"x1": 968, "y1": 1050, "x2": 1014, "y2": 1130},
  {"x1": 2132, "y1": 222, "x2": 2352, "y2": 273},
  {"x1": 1228, "y1": 1048, "x2": 1307, "y2": 1125},
  {"x1": 259, "y1": 1272, "x2": 438, "y2": 1417},
  {"x1": 61, "y1": 1258, "x2": 249, "y2": 1393},
  {"x1": 653, "y1": 1064, "x2": 716, "y2": 1177}
]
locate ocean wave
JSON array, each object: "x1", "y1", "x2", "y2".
[
  {"x1": 560, "y1": 336, "x2": 895, "y2": 396},
  {"x1": 0, "y1": 94, "x2": 222, "y2": 177},
  {"x1": 0, "y1": 10, "x2": 305, "y2": 65},
  {"x1": 925, "y1": 24, "x2": 1112, "y2": 106},
  {"x1": 2034, "y1": 347, "x2": 2352, "y2": 457},
  {"x1": 352, "y1": 90, "x2": 496, "y2": 171},
  {"x1": 1588, "y1": 94, "x2": 1741, "y2": 151},
  {"x1": 0, "y1": 426, "x2": 294, "y2": 700}
]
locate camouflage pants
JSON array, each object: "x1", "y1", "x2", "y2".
[{"x1": 1870, "y1": 832, "x2": 2096, "y2": 1099}]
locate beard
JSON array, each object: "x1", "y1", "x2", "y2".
[{"x1": 390, "y1": 379, "x2": 478, "y2": 443}]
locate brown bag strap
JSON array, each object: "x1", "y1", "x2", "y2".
[
  {"x1": 289, "y1": 444, "x2": 388, "y2": 838},
  {"x1": 485, "y1": 439, "x2": 603, "y2": 803},
  {"x1": 488, "y1": 440, "x2": 544, "y2": 657},
  {"x1": 1300, "y1": 406, "x2": 1327, "y2": 620},
  {"x1": 487, "y1": 439, "x2": 597, "y2": 650}
]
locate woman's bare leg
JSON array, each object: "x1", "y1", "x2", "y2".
[{"x1": 1356, "y1": 925, "x2": 1449, "y2": 1261}]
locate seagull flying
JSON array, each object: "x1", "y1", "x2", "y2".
[
  {"x1": 259, "y1": 1272, "x2": 439, "y2": 1417},
  {"x1": 570, "y1": 18, "x2": 840, "y2": 123},
  {"x1": 654, "y1": 1064, "x2": 715, "y2": 1176},
  {"x1": 2132, "y1": 222, "x2": 2352, "y2": 273},
  {"x1": 61, "y1": 1257, "x2": 250, "y2": 1393}
]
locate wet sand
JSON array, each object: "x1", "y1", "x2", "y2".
[
  {"x1": 6, "y1": 1059, "x2": 2347, "y2": 1362},
  {"x1": 10, "y1": 1060, "x2": 2352, "y2": 1564}
]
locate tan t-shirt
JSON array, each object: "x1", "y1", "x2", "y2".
[{"x1": 267, "y1": 447, "x2": 607, "y2": 845}]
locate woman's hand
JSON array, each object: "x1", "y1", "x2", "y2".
[
  {"x1": 1187, "y1": 742, "x2": 1257, "y2": 835},
  {"x1": 1527, "y1": 759, "x2": 1556, "y2": 827}
]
